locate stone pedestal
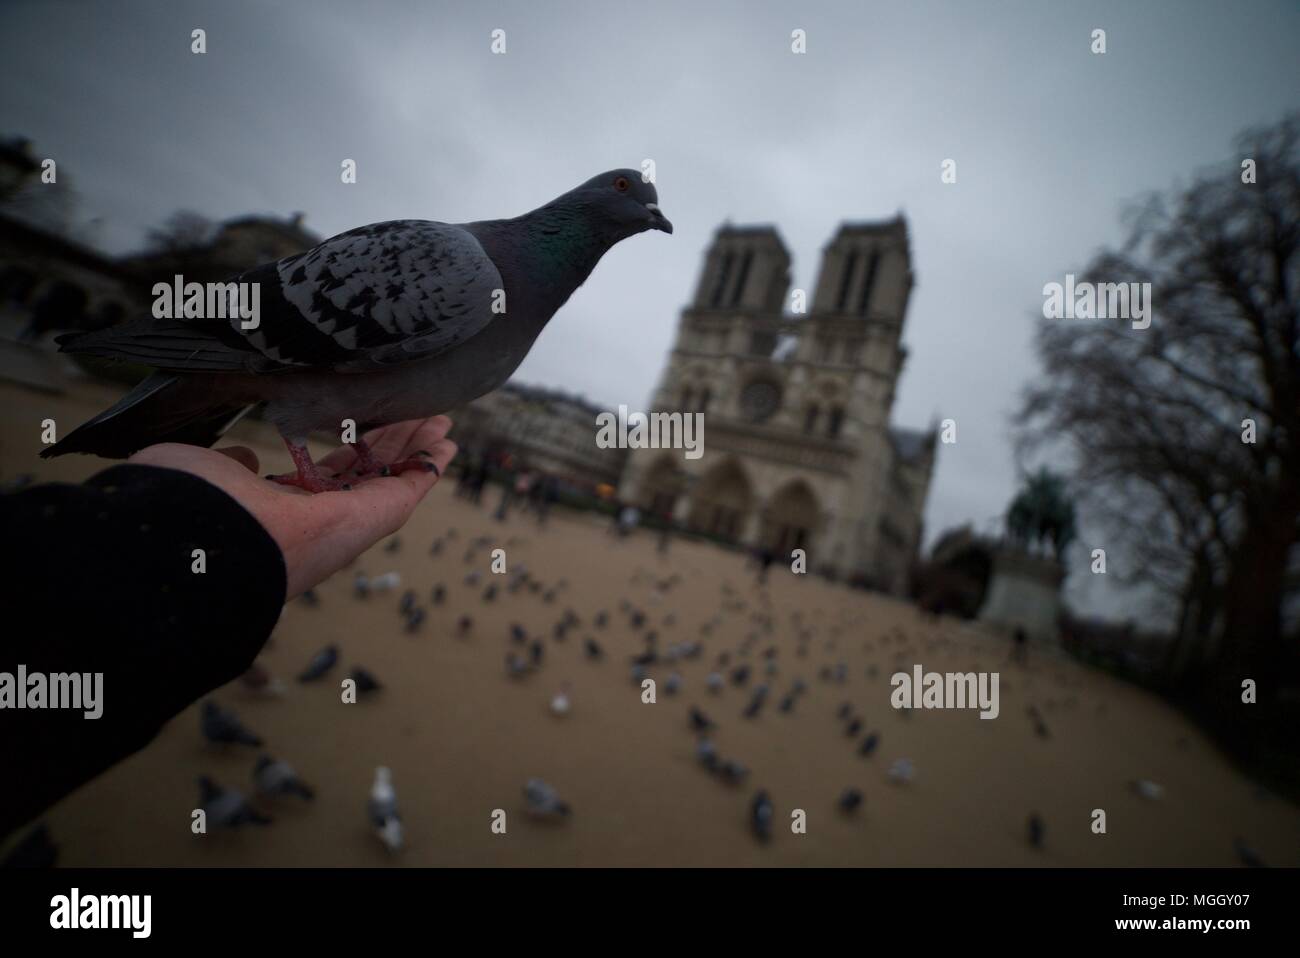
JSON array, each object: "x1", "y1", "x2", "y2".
[{"x1": 977, "y1": 545, "x2": 1064, "y2": 644}]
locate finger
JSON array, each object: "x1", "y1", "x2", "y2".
[
  {"x1": 394, "y1": 415, "x2": 453, "y2": 462},
  {"x1": 346, "y1": 437, "x2": 456, "y2": 535},
  {"x1": 361, "y1": 418, "x2": 428, "y2": 465},
  {"x1": 213, "y1": 445, "x2": 260, "y2": 473}
]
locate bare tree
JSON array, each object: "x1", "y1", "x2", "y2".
[{"x1": 1020, "y1": 115, "x2": 1299, "y2": 698}]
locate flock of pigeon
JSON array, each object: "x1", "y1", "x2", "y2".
[{"x1": 191, "y1": 519, "x2": 1273, "y2": 866}]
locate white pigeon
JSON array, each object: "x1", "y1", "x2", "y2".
[
  {"x1": 550, "y1": 686, "x2": 571, "y2": 716},
  {"x1": 368, "y1": 766, "x2": 403, "y2": 852}
]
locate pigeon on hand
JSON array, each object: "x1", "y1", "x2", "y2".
[
  {"x1": 298, "y1": 644, "x2": 339, "y2": 682},
  {"x1": 368, "y1": 766, "x2": 403, "y2": 852},
  {"x1": 198, "y1": 775, "x2": 271, "y2": 828},
  {"x1": 253, "y1": 756, "x2": 315, "y2": 801},
  {"x1": 201, "y1": 700, "x2": 263, "y2": 747},
  {"x1": 44, "y1": 170, "x2": 672, "y2": 491}
]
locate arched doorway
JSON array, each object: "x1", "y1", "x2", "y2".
[
  {"x1": 640, "y1": 455, "x2": 686, "y2": 520},
  {"x1": 688, "y1": 459, "x2": 753, "y2": 541},
  {"x1": 760, "y1": 480, "x2": 820, "y2": 556}
]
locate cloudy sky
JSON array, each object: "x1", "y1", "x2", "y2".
[{"x1": 3, "y1": 0, "x2": 1297, "y2": 614}]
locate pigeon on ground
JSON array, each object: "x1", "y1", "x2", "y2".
[
  {"x1": 457, "y1": 615, "x2": 473, "y2": 635},
  {"x1": 404, "y1": 607, "x2": 426, "y2": 633},
  {"x1": 887, "y1": 758, "x2": 915, "y2": 785},
  {"x1": 523, "y1": 778, "x2": 571, "y2": 820},
  {"x1": 858, "y1": 732, "x2": 880, "y2": 757},
  {"x1": 350, "y1": 666, "x2": 382, "y2": 694},
  {"x1": 399, "y1": 590, "x2": 417, "y2": 615},
  {"x1": 743, "y1": 684, "x2": 768, "y2": 719},
  {"x1": 751, "y1": 790, "x2": 774, "y2": 842},
  {"x1": 298, "y1": 644, "x2": 339, "y2": 682},
  {"x1": 431, "y1": 584, "x2": 446, "y2": 605},
  {"x1": 368, "y1": 767, "x2": 403, "y2": 852},
  {"x1": 201, "y1": 700, "x2": 263, "y2": 747},
  {"x1": 845, "y1": 717, "x2": 863, "y2": 738},
  {"x1": 253, "y1": 756, "x2": 315, "y2": 801},
  {"x1": 198, "y1": 776, "x2": 271, "y2": 827},
  {"x1": 1233, "y1": 837, "x2": 1264, "y2": 867},
  {"x1": 550, "y1": 685, "x2": 571, "y2": 716},
  {"x1": 696, "y1": 737, "x2": 720, "y2": 772},
  {"x1": 1027, "y1": 813, "x2": 1045, "y2": 849},
  {"x1": 238, "y1": 662, "x2": 285, "y2": 697},
  {"x1": 583, "y1": 638, "x2": 604, "y2": 661},
  {"x1": 839, "y1": 788, "x2": 864, "y2": 814},
  {"x1": 44, "y1": 171, "x2": 671, "y2": 490},
  {"x1": 688, "y1": 707, "x2": 715, "y2": 732},
  {"x1": 300, "y1": 588, "x2": 320, "y2": 607}
]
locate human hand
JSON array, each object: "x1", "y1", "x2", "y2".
[{"x1": 128, "y1": 416, "x2": 457, "y2": 601}]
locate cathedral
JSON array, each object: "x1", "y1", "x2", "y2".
[{"x1": 618, "y1": 216, "x2": 937, "y2": 594}]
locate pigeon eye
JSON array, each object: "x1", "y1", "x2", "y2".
[{"x1": 614, "y1": 176, "x2": 630, "y2": 192}]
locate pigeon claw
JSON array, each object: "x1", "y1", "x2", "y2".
[{"x1": 267, "y1": 472, "x2": 353, "y2": 493}]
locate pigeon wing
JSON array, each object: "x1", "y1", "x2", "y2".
[
  {"x1": 251, "y1": 220, "x2": 504, "y2": 372},
  {"x1": 57, "y1": 221, "x2": 503, "y2": 374}
]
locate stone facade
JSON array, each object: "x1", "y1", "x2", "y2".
[{"x1": 619, "y1": 217, "x2": 936, "y2": 592}]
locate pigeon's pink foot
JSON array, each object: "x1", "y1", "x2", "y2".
[
  {"x1": 267, "y1": 438, "x2": 353, "y2": 493},
  {"x1": 343, "y1": 439, "x2": 440, "y2": 480}
]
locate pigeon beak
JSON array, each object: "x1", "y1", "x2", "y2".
[{"x1": 646, "y1": 202, "x2": 673, "y2": 234}]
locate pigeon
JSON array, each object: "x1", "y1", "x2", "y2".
[
  {"x1": 696, "y1": 737, "x2": 720, "y2": 771},
  {"x1": 300, "y1": 588, "x2": 320, "y2": 607},
  {"x1": 431, "y1": 584, "x2": 446, "y2": 605},
  {"x1": 353, "y1": 572, "x2": 371, "y2": 599},
  {"x1": 368, "y1": 767, "x2": 403, "y2": 852},
  {"x1": 505, "y1": 652, "x2": 532, "y2": 678},
  {"x1": 198, "y1": 775, "x2": 271, "y2": 828},
  {"x1": 201, "y1": 700, "x2": 262, "y2": 747},
  {"x1": 457, "y1": 615, "x2": 473, "y2": 635},
  {"x1": 238, "y1": 662, "x2": 285, "y2": 697},
  {"x1": 718, "y1": 759, "x2": 749, "y2": 785},
  {"x1": 483, "y1": 584, "x2": 498, "y2": 603},
  {"x1": 1233, "y1": 837, "x2": 1264, "y2": 867},
  {"x1": 523, "y1": 778, "x2": 571, "y2": 820},
  {"x1": 594, "y1": 611, "x2": 608, "y2": 628},
  {"x1": 845, "y1": 718, "x2": 863, "y2": 738},
  {"x1": 1027, "y1": 813, "x2": 1045, "y2": 849},
  {"x1": 369, "y1": 572, "x2": 401, "y2": 592},
  {"x1": 887, "y1": 758, "x2": 915, "y2": 785},
  {"x1": 583, "y1": 638, "x2": 604, "y2": 661},
  {"x1": 742, "y1": 685, "x2": 768, "y2": 719},
  {"x1": 510, "y1": 623, "x2": 528, "y2": 644},
  {"x1": 298, "y1": 644, "x2": 339, "y2": 681},
  {"x1": 384, "y1": 536, "x2": 401, "y2": 553},
  {"x1": 750, "y1": 790, "x2": 774, "y2": 842},
  {"x1": 45, "y1": 171, "x2": 671, "y2": 491},
  {"x1": 688, "y1": 707, "x2": 715, "y2": 732},
  {"x1": 550, "y1": 687, "x2": 571, "y2": 716},
  {"x1": 664, "y1": 672, "x2": 682, "y2": 696},
  {"x1": 350, "y1": 666, "x2": 383, "y2": 694},
  {"x1": 404, "y1": 607, "x2": 426, "y2": 633},
  {"x1": 1130, "y1": 779, "x2": 1165, "y2": 801},
  {"x1": 858, "y1": 732, "x2": 879, "y2": 757},
  {"x1": 399, "y1": 590, "x2": 417, "y2": 615},
  {"x1": 839, "y1": 788, "x2": 864, "y2": 814},
  {"x1": 253, "y1": 756, "x2": 315, "y2": 801},
  {"x1": 705, "y1": 671, "x2": 724, "y2": 693},
  {"x1": 528, "y1": 638, "x2": 545, "y2": 666}
]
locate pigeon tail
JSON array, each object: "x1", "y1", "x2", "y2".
[{"x1": 40, "y1": 371, "x2": 253, "y2": 459}]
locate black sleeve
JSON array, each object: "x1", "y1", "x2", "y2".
[{"x1": 0, "y1": 464, "x2": 287, "y2": 838}]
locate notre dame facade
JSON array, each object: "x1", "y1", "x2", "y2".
[{"x1": 618, "y1": 216, "x2": 937, "y2": 594}]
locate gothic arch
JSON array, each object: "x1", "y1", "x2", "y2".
[
  {"x1": 760, "y1": 479, "x2": 821, "y2": 556},
  {"x1": 688, "y1": 458, "x2": 754, "y2": 541}
]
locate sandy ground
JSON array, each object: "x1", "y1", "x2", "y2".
[{"x1": 2, "y1": 370, "x2": 1299, "y2": 867}]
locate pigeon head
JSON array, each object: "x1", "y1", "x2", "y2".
[{"x1": 566, "y1": 168, "x2": 673, "y2": 238}]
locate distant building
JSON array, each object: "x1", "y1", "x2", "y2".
[
  {"x1": 619, "y1": 217, "x2": 937, "y2": 592},
  {"x1": 449, "y1": 381, "x2": 627, "y2": 489}
]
